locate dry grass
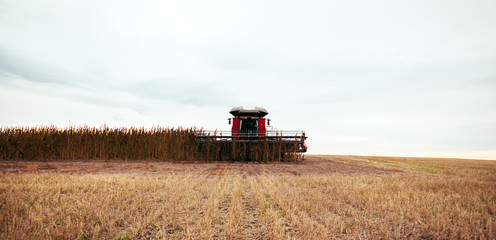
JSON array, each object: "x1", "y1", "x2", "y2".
[
  {"x1": 317, "y1": 155, "x2": 496, "y2": 180},
  {"x1": 1, "y1": 155, "x2": 495, "y2": 239},
  {"x1": 0, "y1": 174, "x2": 234, "y2": 239},
  {"x1": 226, "y1": 176, "x2": 243, "y2": 238},
  {"x1": 253, "y1": 174, "x2": 495, "y2": 238}
]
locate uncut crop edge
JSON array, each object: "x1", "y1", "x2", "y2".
[{"x1": 0, "y1": 126, "x2": 302, "y2": 162}]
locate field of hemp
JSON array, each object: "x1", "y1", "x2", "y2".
[{"x1": 0, "y1": 126, "x2": 301, "y2": 162}]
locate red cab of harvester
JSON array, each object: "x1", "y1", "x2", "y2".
[{"x1": 195, "y1": 106, "x2": 307, "y2": 152}]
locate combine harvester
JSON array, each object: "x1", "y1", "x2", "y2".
[{"x1": 195, "y1": 106, "x2": 307, "y2": 160}]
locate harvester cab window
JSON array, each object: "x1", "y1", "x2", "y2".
[{"x1": 239, "y1": 119, "x2": 258, "y2": 135}]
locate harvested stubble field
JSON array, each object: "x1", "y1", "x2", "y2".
[{"x1": 1, "y1": 155, "x2": 495, "y2": 239}]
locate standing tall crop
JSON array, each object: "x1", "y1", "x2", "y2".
[{"x1": 0, "y1": 126, "x2": 302, "y2": 162}]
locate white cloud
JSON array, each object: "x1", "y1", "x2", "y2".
[{"x1": 1, "y1": 0, "x2": 496, "y2": 159}]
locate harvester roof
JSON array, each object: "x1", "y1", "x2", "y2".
[{"x1": 229, "y1": 106, "x2": 268, "y2": 117}]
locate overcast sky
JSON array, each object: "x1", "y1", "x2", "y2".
[{"x1": 1, "y1": 0, "x2": 495, "y2": 159}]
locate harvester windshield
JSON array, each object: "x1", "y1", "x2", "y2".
[{"x1": 239, "y1": 119, "x2": 258, "y2": 136}]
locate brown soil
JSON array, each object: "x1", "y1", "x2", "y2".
[{"x1": 0, "y1": 155, "x2": 399, "y2": 176}]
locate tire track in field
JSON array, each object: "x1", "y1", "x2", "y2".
[
  {"x1": 211, "y1": 177, "x2": 233, "y2": 239},
  {"x1": 248, "y1": 176, "x2": 300, "y2": 239},
  {"x1": 240, "y1": 176, "x2": 269, "y2": 239},
  {"x1": 226, "y1": 176, "x2": 243, "y2": 239},
  {"x1": 257, "y1": 176, "x2": 330, "y2": 239},
  {"x1": 183, "y1": 176, "x2": 232, "y2": 239}
]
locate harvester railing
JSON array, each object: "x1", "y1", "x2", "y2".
[{"x1": 194, "y1": 130, "x2": 307, "y2": 140}]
